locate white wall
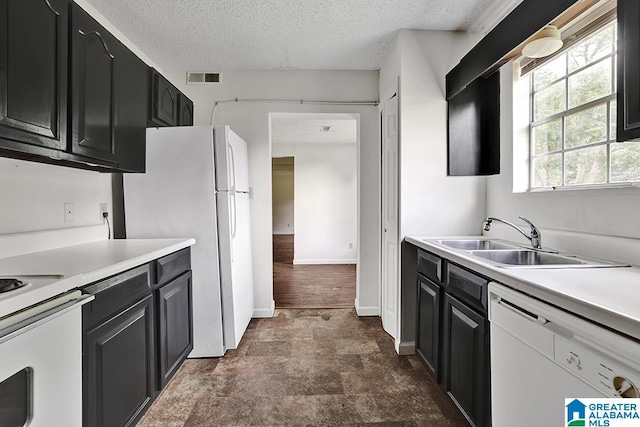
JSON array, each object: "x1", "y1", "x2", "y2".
[
  {"x1": 273, "y1": 143, "x2": 357, "y2": 264},
  {"x1": 272, "y1": 164, "x2": 294, "y2": 235},
  {"x1": 486, "y1": 63, "x2": 640, "y2": 242},
  {"x1": 165, "y1": 70, "x2": 380, "y2": 316},
  {"x1": 0, "y1": 158, "x2": 112, "y2": 238},
  {"x1": 380, "y1": 29, "x2": 488, "y2": 347},
  {"x1": 0, "y1": 1, "x2": 157, "y2": 247}
]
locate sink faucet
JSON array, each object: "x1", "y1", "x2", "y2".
[{"x1": 482, "y1": 216, "x2": 542, "y2": 249}]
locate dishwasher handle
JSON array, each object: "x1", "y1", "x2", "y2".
[{"x1": 496, "y1": 297, "x2": 548, "y2": 326}]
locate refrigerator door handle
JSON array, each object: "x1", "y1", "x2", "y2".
[
  {"x1": 230, "y1": 192, "x2": 237, "y2": 261},
  {"x1": 228, "y1": 143, "x2": 237, "y2": 192}
]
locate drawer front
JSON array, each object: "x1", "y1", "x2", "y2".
[
  {"x1": 82, "y1": 264, "x2": 151, "y2": 330},
  {"x1": 155, "y1": 248, "x2": 191, "y2": 286},
  {"x1": 417, "y1": 249, "x2": 442, "y2": 283},
  {"x1": 447, "y1": 264, "x2": 488, "y2": 313}
]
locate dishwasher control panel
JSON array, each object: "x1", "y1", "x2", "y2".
[{"x1": 554, "y1": 336, "x2": 639, "y2": 398}]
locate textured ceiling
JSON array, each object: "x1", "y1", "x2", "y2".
[
  {"x1": 84, "y1": 0, "x2": 516, "y2": 71},
  {"x1": 272, "y1": 117, "x2": 357, "y2": 144}
]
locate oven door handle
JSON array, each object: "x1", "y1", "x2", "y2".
[{"x1": 0, "y1": 293, "x2": 94, "y2": 344}]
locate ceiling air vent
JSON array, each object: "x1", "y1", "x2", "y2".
[{"x1": 186, "y1": 71, "x2": 221, "y2": 85}]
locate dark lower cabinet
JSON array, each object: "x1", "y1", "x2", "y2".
[
  {"x1": 82, "y1": 250, "x2": 193, "y2": 426},
  {"x1": 617, "y1": 0, "x2": 640, "y2": 141},
  {"x1": 83, "y1": 294, "x2": 155, "y2": 427},
  {"x1": 415, "y1": 248, "x2": 491, "y2": 427},
  {"x1": 0, "y1": 0, "x2": 68, "y2": 152},
  {"x1": 442, "y1": 293, "x2": 488, "y2": 427},
  {"x1": 157, "y1": 271, "x2": 193, "y2": 388},
  {"x1": 416, "y1": 274, "x2": 441, "y2": 380}
]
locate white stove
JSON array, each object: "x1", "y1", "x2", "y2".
[{"x1": 0, "y1": 274, "x2": 92, "y2": 427}]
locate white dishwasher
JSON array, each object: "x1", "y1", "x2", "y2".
[{"x1": 489, "y1": 282, "x2": 640, "y2": 427}]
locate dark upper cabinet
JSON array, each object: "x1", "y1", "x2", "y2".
[
  {"x1": 0, "y1": 1, "x2": 147, "y2": 172},
  {"x1": 113, "y1": 41, "x2": 147, "y2": 172},
  {"x1": 156, "y1": 271, "x2": 193, "y2": 388},
  {"x1": 178, "y1": 93, "x2": 194, "y2": 126},
  {"x1": 148, "y1": 68, "x2": 194, "y2": 128},
  {"x1": 447, "y1": 71, "x2": 500, "y2": 176},
  {"x1": 69, "y1": 3, "x2": 146, "y2": 172},
  {"x1": 617, "y1": 0, "x2": 640, "y2": 141},
  {"x1": 69, "y1": 3, "x2": 117, "y2": 165},
  {"x1": 149, "y1": 69, "x2": 179, "y2": 127},
  {"x1": 0, "y1": 0, "x2": 68, "y2": 152}
]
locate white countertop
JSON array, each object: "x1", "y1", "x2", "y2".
[
  {"x1": 0, "y1": 238, "x2": 195, "y2": 318},
  {"x1": 406, "y1": 235, "x2": 640, "y2": 342}
]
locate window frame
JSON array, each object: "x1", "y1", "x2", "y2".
[{"x1": 524, "y1": 18, "x2": 639, "y2": 191}]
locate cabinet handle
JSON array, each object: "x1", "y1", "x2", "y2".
[
  {"x1": 78, "y1": 29, "x2": 115, "y2": 59},
  {"x1": 43, "y1": 0, "x2": 60, "y2": 15}
]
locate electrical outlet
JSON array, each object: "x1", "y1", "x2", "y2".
[
  {"x1": 64, "y1": 203, "x2": 74, "y2": 223},
  {"x1": 100, "y1": 203, "x2": 108, "y2": 220},
  {"x1": 348, "y1": 243, "x2": 353, "y2": 249}
]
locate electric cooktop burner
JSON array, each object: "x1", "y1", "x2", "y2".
[{"x1": 0, "y1": 278, "x2": 27, "y2": 294}]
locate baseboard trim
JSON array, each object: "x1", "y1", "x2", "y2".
[
  {"x1": 354, "y1": 299, "x2": 379, "y2": 316},
  {"x1": 396, "y1": 340, "x2": 415, "y2": 356},
  {"x1": 293, "y1": 259, "x2": 357, "y2": 265},
  {"x1": 253, "y1": 300, "x2": 275, "y2": 318}
]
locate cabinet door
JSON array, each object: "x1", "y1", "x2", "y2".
[
  {"x1": 157, "y1": 271, "x2": 193, "y2": 388},
  {"x1": 442, "y1": 293, "x2": 488, "y2": 427},
  {"x1": 447, "y1": 71, "x2": 500, "y2": 176},
  {"x1": 150, "y1": 70, "x2": 178, "y2": 126},
  {"x1": 416, "y1": 275, "x2": 440, "y2": 380},
  {"x1": 0, "y1": 0, "x2": 67, "y2": 151},
  {"x1": 178, "y1": 93, "x2": 194, "y2": 126},
  {"x1": 113, "y1": 43, "x2": 147, "y2": 172},
  {"x1": 83, "y1": 295, "x2": 155, "y2": 427},
  {"x1": 617, "y1": 0, "x2": 640, "y2": 141},
  {"x1": 70, "y1": 4, "x2": 117, "y2": 164}
]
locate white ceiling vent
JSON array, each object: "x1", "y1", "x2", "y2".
[{"x1": 186, "y1": 71, "x2": 222, "y2": 85}]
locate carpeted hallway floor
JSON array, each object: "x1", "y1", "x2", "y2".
[{"x1": 138, "y1": 308, "x2": 469, "y2": 426}]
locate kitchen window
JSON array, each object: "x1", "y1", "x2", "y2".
[{"x1": 524, "y1": 19, "x2": 640, "y2": 190}]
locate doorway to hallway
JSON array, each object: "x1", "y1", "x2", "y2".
[{"x1": 270, "y1": 113, "x2": 358, "y2": 309}]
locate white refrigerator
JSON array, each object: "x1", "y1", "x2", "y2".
[{"x1": 124, "y1": 125, "x2": 254, "y2": 357}]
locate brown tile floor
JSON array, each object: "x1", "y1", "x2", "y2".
[{"x1": 138, "y1": 309, "x2": 469, "y2": 427}]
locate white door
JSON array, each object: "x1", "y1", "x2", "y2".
[{"x1": 381, "y1": 92, "x2": 399, "y2": 340}]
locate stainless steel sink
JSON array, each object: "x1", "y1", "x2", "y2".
[
  {"x1": 431, "y1": 239, "x2": 518, "y2": 251},
  {"x1": 467, "y1": 249, "x2": 627, "y2": 269}
]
